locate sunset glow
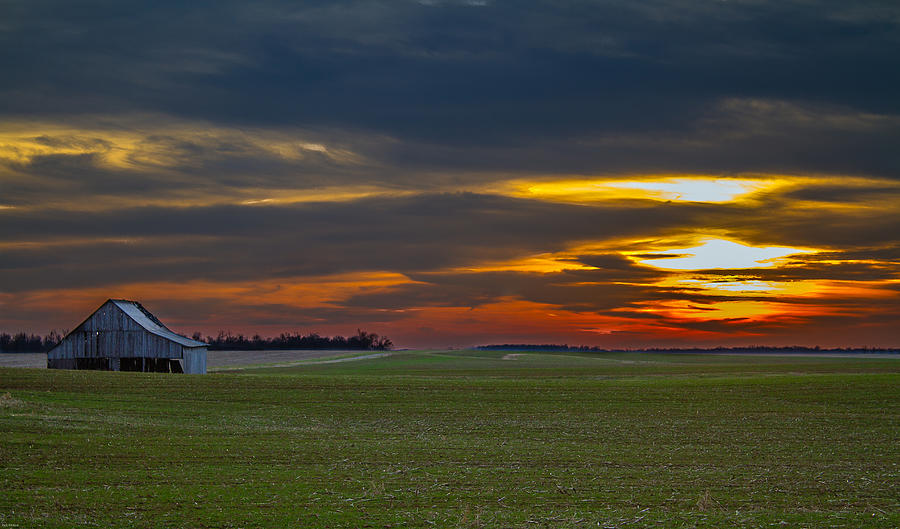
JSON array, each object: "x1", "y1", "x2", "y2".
[
  {"x1": 632, "y1": 239, "x2": 815, "y2": 270},
  {"x1": 517, "y1": 177, "x2": 774, "y2": 204}
]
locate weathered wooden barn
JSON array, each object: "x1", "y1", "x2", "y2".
[{"x1": 47, "y1": 299, "x2": 207, "y2": 374}]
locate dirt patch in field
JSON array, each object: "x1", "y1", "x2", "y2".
[{"x1": 502, "y1": 353, "x2": 525, "y2": 360}]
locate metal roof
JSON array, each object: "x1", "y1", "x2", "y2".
[{"x1": 111, "y1": 299, "x2": 208, "y2": 348}]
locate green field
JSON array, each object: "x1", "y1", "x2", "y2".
[{"x1": 1, "y1": 350, "x2": 898, "y2": 528}]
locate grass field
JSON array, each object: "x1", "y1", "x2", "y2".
[{"x1": 1, "y1": 350, "x2": 898, "y2": 528}]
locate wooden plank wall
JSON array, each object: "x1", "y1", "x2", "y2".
[
  {"x1": 48, "y1": 302, "x2": 186, "y2": 360},
  {"x1": 182, "y1": 349, "x2": 207, "y2": 374}
]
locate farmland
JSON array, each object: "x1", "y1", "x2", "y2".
[{"x1": 1, "y1": 350, "x2": 899, "y2": 528}]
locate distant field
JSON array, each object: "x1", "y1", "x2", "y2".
[
  {"x1": 1, "y1": 350, "x2": 898, "y2": 528},
  {"x1": 0, "y1": 349, "x2": 375, "y2": 370}
]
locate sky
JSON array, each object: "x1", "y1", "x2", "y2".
[{"x1": 2, "y1": 0, "x2": 899, "y2": 348}]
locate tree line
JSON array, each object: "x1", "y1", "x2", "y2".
[
  {"x1": 0, "y1": 331, "x2": 65, "y2": 353},
  {"x1": 194, "y1": 329, "x2": 393, "y2": 351},
  {"x1": 1, "y1": 329, "x2": 392, "y2": 353}
]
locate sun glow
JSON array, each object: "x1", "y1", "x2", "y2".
[
  {"x1": 632, "y1": 239, "x2": 815, "y2": 271},
  {"x1": 677, "y1": 278, "x2": 786, "y2": 293},
  {"x1": 603, "y1": 178, "x2": 770, "y2": 202},
  {"x1": 511, "y1": 177, "x2": 775, "y2": 204},
  {"x1": 633, "y1": 299, "x2": 775, "y2": 320}
]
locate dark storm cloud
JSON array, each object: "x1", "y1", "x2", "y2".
[
  {"x1": 690, "y1": 260, "x2": 900, "y2": 282},
  {"x1": 0, "y1": 127, "x2": 382, "y2": 208},
  {"x1": 3, "y1": 183, "x2": 899, "y2": 294},
  {"x1": 0, "y1": 192, "x2": 719, "y2": 292},
  {"x1": 3, "y1": 1, "x2": 900, "y2": 179},
  {"x1": 0, "y1": 192, "x2": 688, "y2": 241},
  {"x1": 346, "y1": 260, "x2": 670, "y2": 312},
  {"x1": 200, "y1": 303, "x2": 411, "y2": 328},
  {"x1": 804, "y1": 246, "x2": 900, "y2": 262},
  {"x1": 783, "y1": 184, "x2": 900, "y2": 203},
  {"x1": 717, "y1": 199, "x2": 900, "y2": 248}
]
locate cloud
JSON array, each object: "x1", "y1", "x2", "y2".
[
  {"x1": 0, "y1": 192, "x2": 720, "y2": 292},
  {"x1": 2, "y1": 177, "x2": 898, "y2": 291},
  {"x1": 2, "y1": 1, "x2": 899, "y2": 178},
  {"x1": 782, "y1": 184, "x2": 900, "y2": 203},
  {"x1": 692, "y1": 260, "x2": 900, "y2": 283},
  {"x1": 0, "y1": 119, "x2": 382, "y2": 208},
  {"x1": 714, "y1": 196, "x2": 900, "y2": 248}
]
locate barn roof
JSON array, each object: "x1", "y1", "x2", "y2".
[{"x1": 110, "y1": 299, "x2": 207, "y2": 348}]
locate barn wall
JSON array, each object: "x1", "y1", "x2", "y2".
[
  {"x1": 48, "y1": 301, "x2": 185, "y2": 361},
  {"x1": 49, "y1": 330, "x2": 184, "y2": 359},
  {"x1": 82, "y1": 303, "x2": 144, "y2": 333},
  {"x1": 182, "y1": 348, "x2": 207, "y2": 374}
]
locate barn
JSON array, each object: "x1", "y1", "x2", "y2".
[{"x1": 47, "y1": 299, "x2": 207, "y2": 374}]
